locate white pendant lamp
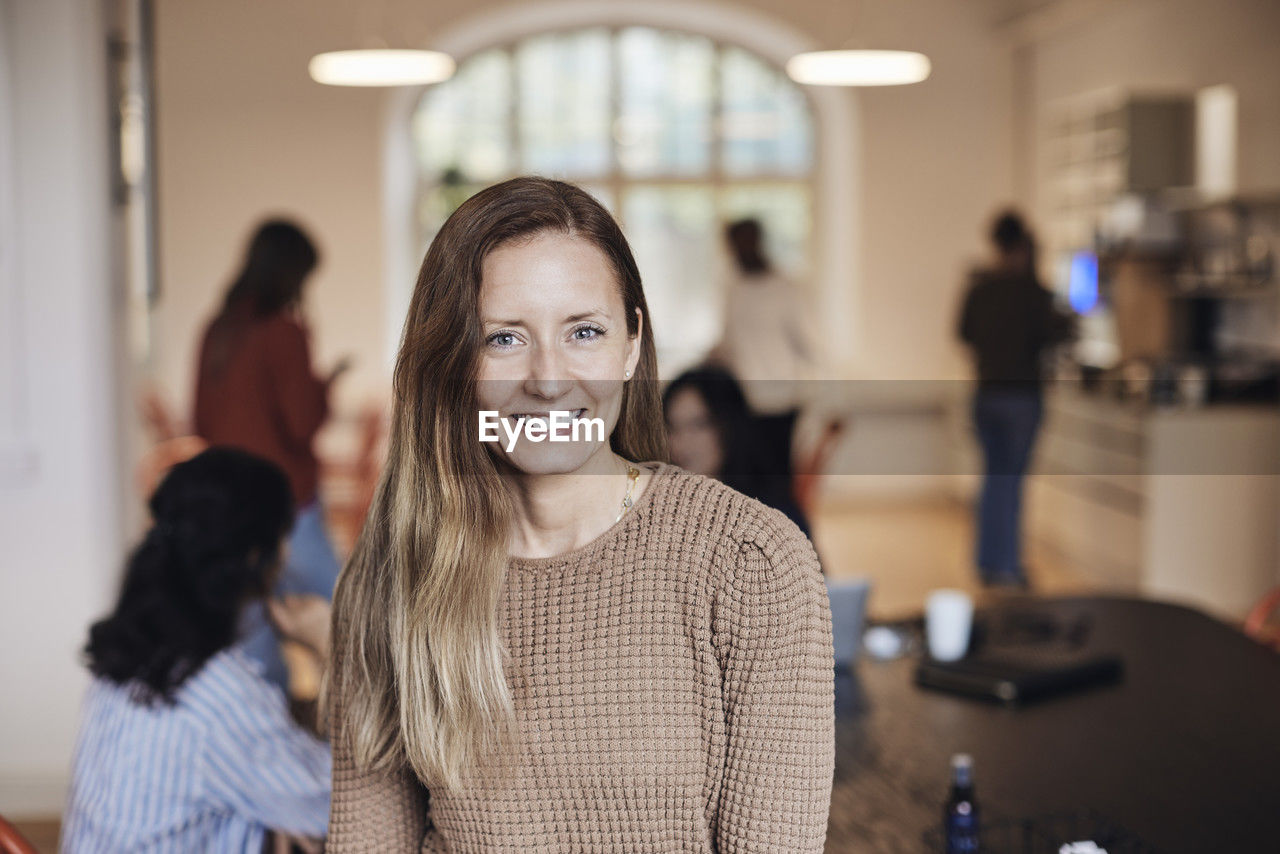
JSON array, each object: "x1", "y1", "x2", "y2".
[
  {"x1": 786, "y1": 0, "x2": 931, "y2": 88},
  {"x1": 309, "y1": 48, "x2": 454, "y2": 87},
  {"x1": 785, "y1": 49, "x2": 931, "y2": 87}
]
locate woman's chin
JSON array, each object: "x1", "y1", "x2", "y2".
[{"x1": 499, "y1": 441, "x2": 603, "y2": 476}]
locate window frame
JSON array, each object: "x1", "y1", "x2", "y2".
[{"x1": 409, "y1": 26, "x2": 818, "y2": 276}]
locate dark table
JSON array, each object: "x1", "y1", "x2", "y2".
[{"x1": 824, "y1": 596, "x2": 1280, "y2": 853}]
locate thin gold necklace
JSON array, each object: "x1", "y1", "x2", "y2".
[{"x1": 614, "y1": 463, "x2": 641, "y2": 524}]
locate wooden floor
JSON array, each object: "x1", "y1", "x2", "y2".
[
  {"x1": 11, "y1": 497, "x2": 1094, "y2": 851},
  {"x1": 7, "y1": 820, "x2": 57, "y2": 853},
  {"x1": 811, "y1": 495, "x2": 1095, "y2": 619}
]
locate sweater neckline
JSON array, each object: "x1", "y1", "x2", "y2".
[{"x1": 507, "y1": 460, "x2": 673, "y2": 571}]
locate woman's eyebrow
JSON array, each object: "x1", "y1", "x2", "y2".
[
  {"x1": 563, "y1": 309, "x2": 609, "y2": 323},
  {"x1": 481, "y1": 309, "x2": 608, "y2": 326}
]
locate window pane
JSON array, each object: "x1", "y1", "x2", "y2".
[
  {"x1": 718, "y1": 183, "x2": 813, "y2": 278},
  {"x1": 404, "y1": 29, "x2": 817, "y2": 370},
  {"x1": 516, "y1": 30, "x2": 612, "y2": 178},
  {"x1": 622, "y1": 186, "x2": 719, "y2": 375},
  {"x1": 720, "y1": 47, "x2": 813, "y2": 177},
  {"x1": 617, "y1": 28, "x2": 714, "y2": 178},
  {"x1": 417, "y1": 181, "x2": 486, "y2": 238},
  {"x1": 412, "y1": 49, "x2": 511, "y2": 183}
]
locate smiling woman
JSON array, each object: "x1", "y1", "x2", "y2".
[
  {"x1": 474, "y1": 229, "x2": 644, "y2": 476},
  {"x1": 325, "y1": 176, "x2": 834, "y2": 853}
]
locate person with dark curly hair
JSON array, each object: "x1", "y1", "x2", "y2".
[{"x1": 61, "y1": 448, "x2": 333, "y2": 853}]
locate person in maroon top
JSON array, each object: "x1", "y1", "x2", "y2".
[{"x1": 194, "y1": 218, "x2": 350, "y2": 690}]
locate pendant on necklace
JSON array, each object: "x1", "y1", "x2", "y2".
[{"x1": 614, "y1": 464, "x2": 641, "y2": 524}]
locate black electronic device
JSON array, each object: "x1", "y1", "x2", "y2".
[{"x1": 915, "y1": 650, "x2": 1123, "y2": 705}]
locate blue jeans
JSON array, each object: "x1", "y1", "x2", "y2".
[
  {"x1": 238, "y1": 500, "x2": 341, "y2": 691},
  {"x1": 973, "y1": 390, "x2": 1043, "y2": 583}
]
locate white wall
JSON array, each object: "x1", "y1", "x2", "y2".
[
  {"x1": 852, "y1": 0, "x2": 1016, "y2": 380},
  {"x1": 0, "y1": 0, "x2": 124, "y2": 816},
  {"x1": 1026, "y1": 0, "x2": 1280, "y2": 214},
  {"x1": 147, "y1": 0, "x2": 1017, "y2": 431},
  {"x1": 151, "y1": 59, "x2": 388, "y2": 421},
  {"x1": 1019, "y1": 0, "x2": 1280, "y2": 597}
]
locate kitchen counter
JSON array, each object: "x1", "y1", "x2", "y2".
[
  {"x1": 944, "y1": 383, "x2": 1280, "y2": 617},
  {"x1": 1024, "y1": 385, "x2": 1280, "y2": 618}
]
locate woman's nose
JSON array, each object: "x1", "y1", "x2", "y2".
[{"x1": 524, "y1": 344, "x2": 571, "y2": 400}]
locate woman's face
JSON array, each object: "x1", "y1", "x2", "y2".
[
  {"x1": 665, "y1": 387, "x2": 724, "y2": 477},
  {"x1": 476, "y1": 231, "x2": 641, "y2": 476}
]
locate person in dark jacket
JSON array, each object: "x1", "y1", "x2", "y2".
[{"x1": 958, "y1": 210, "x2": 1073, "y2": 588}]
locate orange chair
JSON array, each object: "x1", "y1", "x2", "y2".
[
  {"x1": 0, "y1": 816, "x2": 40, "y2": 854},
  {"x1": 1244, "y1": 587, "x2": 1280, "y2": 652},
  {"x1": 323, "y1": 404, "x2": 388, "y2": 554},
  {"x1": 137, "y1": 384, "x2": 187, "y2": 443},
  {"x1": 792, "y1": 417, "x2": 848, "y2": 519}
]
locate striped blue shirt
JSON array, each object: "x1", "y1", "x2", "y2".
[{"x1": 61, "y1": 645, "x2": 331, "y2": 853}]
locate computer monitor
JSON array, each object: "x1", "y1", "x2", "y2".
[{"x1": 1067, "y1": 250, "x2": 1099, "y2": 314}]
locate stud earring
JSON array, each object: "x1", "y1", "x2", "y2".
[{"x1": 624, "y1": 370, "x2": 632, "y2": 379}]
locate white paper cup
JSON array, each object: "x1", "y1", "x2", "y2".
[{"x1": 926, "y1": 589, "x2": 974, "y2": 662}]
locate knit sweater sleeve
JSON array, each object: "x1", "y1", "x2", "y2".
[
  {"x1": 712, "y1": 511, "x2": 835, "y2": 852},
  {"x1": 326, "y1": 648, "x2": 431, "y2": 850}
]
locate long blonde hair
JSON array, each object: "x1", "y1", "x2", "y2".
[{"x1": 325, "y1": 177, "x2": 666, "y2": 789}]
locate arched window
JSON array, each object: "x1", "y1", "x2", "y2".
[{"x1": 410, "y1": 27, "x2": 816, "y2": 372}]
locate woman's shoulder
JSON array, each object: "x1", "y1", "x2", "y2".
[{"x1": 643, "y1": 463, "x2": 820, "y2": 577}]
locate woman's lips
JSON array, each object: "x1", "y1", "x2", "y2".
[
  {"x1": 507, "y1": 408, "x2": 587, "y2": 422},
  {"x1": 505, "y1": 408, "x2": 588, "y2": 439}
]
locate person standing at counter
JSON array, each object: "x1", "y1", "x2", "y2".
[
  {"x1": 194, "y1": 218, "x2": 350, "y2": 691},
  {"x1": 957, "y1": 210, "x2": 1073, "y2": 588}
]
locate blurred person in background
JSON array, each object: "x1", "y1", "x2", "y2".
[
  {"x1": 62, "y1": 448, "x2": 331, "y2": 853},
  {"x1": 709, "y1": 218, "x2": 814, "y2": 490},
  {"x1": 193, "y1": 218, "x2": 350, "y2": 691},
  {"x1": 663, "y1": 365, "x2": 810, "y2": 537},
  {"x1": 710, "y1": 217, "x2": 815, "y2": 415},
  {"x1": 957, "y1": 210, "x2": 1074, "y2": 589}
]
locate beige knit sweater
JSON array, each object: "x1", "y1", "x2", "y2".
[{"x1": 327, "y1": 462, "x2": 834, "y2": 852}]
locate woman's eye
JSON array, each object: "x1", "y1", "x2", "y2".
[
  {"x1": 487, "y1": 331, "x2": 518, "y2": 348},
  {"x1": 572, "y1": 325, "x2": 604, "y2": 341}
]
